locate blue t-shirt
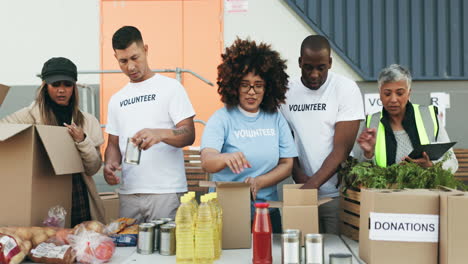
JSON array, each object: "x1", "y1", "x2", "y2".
[{"x1": 201, "y1": 107, "x2": 298, "y2": 203}]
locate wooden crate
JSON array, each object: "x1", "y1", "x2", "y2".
[
  {"x1": 184, "y1": 149, "x2": 209, "y2": 200},
  {"x1": 340, "y1": 188, "x2": 361, "y2": 241},
  {"x1": 454, "y1": 149, "x2": 468, "y2": 182}
]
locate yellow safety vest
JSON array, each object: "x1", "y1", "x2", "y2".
[{"x1": 366, "y1": 104, "x2": 438, "y2": 167}]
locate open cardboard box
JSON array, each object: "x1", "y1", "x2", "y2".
[
  {"x1": 99, "y1": 192, "x2": 120, "y2": 224},
  {"x1": 0, "y1": 85, "x2": 84, "y2": 227},
  {"x1": 269, "y1": 184, "x2": 326, "y2": 245},
  {"x1": 0, "y1": 84, "x2": 9, "y2": 106},
  {"x1": 437, "y1": 189, "x2": 468, "y2": 264},
  {"x1": 199, "y1": 181, "x2": 251, "y2": 249}
]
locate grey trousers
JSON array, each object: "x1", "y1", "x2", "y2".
[
  {"x1": 119, "y1": 192, "x2": 183, "y2": 223},
  {"x1": 318, "y1": 197, "x2": 340, "y2": 235}
]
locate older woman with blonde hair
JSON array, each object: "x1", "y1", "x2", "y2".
[
  {"x1": 0, "y1": 57, "x2": 105, "y2": 226},
  {"x1": 355, "y1": 64, "x2": 458, "y2": 172}
]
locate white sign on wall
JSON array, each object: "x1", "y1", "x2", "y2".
[
  {"x1": 364, "y1": 93, "x2": 382, "y2": 115},
  {"x1": 225, "y1": 0, "x2": 248, "y2": 13},
  {"x1": 430, "y1": 92, "x2": 450, "y2": 127},
  {"x1": 369, "y1": 212, "x2": 439, "y2": 242}
]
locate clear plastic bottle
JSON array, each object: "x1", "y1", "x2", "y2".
[
  {"x1": 188, "y1": 191, "x2": 199, "y2": 221},
  {"x1": 188, "y1": 191, "x2": 199, "y2": 211},
  {"x1": 211, "y1": 192, "x2": 223, "y2": 259},
  {"x1": 195, "y1": 195, "x2": 214, "y2": 264},
  {"x1": 175, "y1": 196, "x2": 194, "y2": 263},
  {"x1": 207, "y1": 194, "x2": 220, "y2": 260}
]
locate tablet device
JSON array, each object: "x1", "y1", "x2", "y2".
[{"x1": 408, "y1": 142, "x2": 457, "y2": 160}]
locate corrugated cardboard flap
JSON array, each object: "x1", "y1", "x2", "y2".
[
  {"x1": 198, "y1": 181, "x2": 250, "y2": 188},
  {"x1": 0, "y1": 84, "x2": 10, "y2": 106},
  {"x1": 268, "y1": 201, "x2": 283, "y2": 208},
  {"x1": 0, "y1": 124, "x2": 32, "y2": 141},
  {"x1": 215, "y1": 181, "x2": 250, "y2": 188},
  {"x1": 99, "y1": 192, "x2": 119, "y2": 200},
  {"x1": 35, "y1": 125, "x2": 84, "y2": 175},
  {"x1": 283, "y1": 184, "x2": 318, "y2": 206}
]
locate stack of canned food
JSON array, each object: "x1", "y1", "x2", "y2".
[
  {"x1": 137, "y1": 218, "x2": 176, "y2": 256},
  {"x1": 281, "y1": 230, "x2": 323, "y2": 264},
  {"x1": 281, "y1": 231, "x2": 352, "y2": 264}
]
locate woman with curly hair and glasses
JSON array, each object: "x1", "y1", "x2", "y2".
[{"x1": 201, "y1": 38, "x2": 297, "y2": 233}]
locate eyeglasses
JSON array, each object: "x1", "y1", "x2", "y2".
[
  {"x1": 239, "y1": 81, "x2": 265, "y2": 94},
  {"x1": 50, "y1": 80, "x2": 74, "y2": 88}
]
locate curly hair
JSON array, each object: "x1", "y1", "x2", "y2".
[{"x1": 217, "y1": 38, "x2": 289, "y2": 113}]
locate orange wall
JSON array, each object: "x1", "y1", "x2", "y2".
[{"x1": 100, "y1": 0, "x2": 223, "y2": 147}]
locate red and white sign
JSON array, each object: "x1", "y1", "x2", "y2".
[{"x1": 225, "y1": 0, "x2": 248, "y2": 13}]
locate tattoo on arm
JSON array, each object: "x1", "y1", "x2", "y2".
[{"x1": 173, "y1": 127, "x2": 189, "y2": 136}]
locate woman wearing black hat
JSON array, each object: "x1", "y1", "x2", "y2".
[{"x1": 0, "y1": 57, "x2": 106, "y2": 226}]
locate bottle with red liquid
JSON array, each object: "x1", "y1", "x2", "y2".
[{"x1": 252, "y1": 202, "x2": 272, "y2": 264}]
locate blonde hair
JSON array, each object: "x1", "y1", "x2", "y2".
[{"x1": 35, "y1": 81, "x2": 85, "y2": 127}]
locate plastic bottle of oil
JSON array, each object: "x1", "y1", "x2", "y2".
[
  {"x1": 188, "y1": 191, "x2": 199, "y2": 220},
  {"x1": 188, "y1": 191, "x2": 199, "y2": 211},
  {"x1": 175, "y1": 196, "x2": 194, "y2": 263},
  {"x1": 195, "y1": 195, "x2": 214, "y2": 264},
  {"x1": 211, "y1": 192, "x2": 223, "y2": 258},
  {"x1": 207, "y1": 194, "x2": 220, "y2": 260}
]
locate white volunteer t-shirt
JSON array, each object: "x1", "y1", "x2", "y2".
[
  {"x1": 106, "y1": 74, "x2": 195, "y2": 194},
  {"x1": 280, "y1": 72, "x2": 364, "y2": 198}
]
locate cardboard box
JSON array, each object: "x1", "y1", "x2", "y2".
[
  {"x1": 0, "y1": 84, "x2": 9, "y2": 106},
  {"x1": 439, "y1": 191, "x2": 468, "y2": 264},
  {"x1": 270, "y1": 184, "x2": 319, "y2": 245},
  {"x1": 199, "y1": 181, "x2": 251, "y2": 249},
  {"x1": 100, "y1": 192, "x2": 120, "y2": 224},
  {"x1": 359, "y1": 189, "x2": 440, "y2": 264},
  {"x1": 0, "y1": 124, "x2": 84, "y2": 227}
]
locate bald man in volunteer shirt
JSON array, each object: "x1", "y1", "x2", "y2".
[{"x1": 280, "y1": 35, "x2": 364, "y2": 234}]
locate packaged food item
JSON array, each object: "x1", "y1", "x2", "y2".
[
  {"x1": 104, "y1": 218, "x2": 137, "y2": 235},
  {"x1": 68, "y1": 227, "x2": 115, "y2": 264},
  {"x1": 73, "y1": 221, "x2": 105, "y2": 234},
  {"x1": 43, "y1": 206, "x2": 67, "y2": 228},
  {"x1": 28, "y1": 242, "x2": 76, "y2": 264},
  {"x1": 105, "y1": 218, "x2": 138, "y2": 247},
  {"x1": 0, "y1": 234, "x2": 25, "y2": 264}
]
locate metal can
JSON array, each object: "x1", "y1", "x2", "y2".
[
  {"x1": 329, "y1": 253, "x2": 352, "y2": 264},
  {"x1": 137, "y1": 223, "x2": 155, "y2": 254},
  {"x1": 305, "y1": 234, "x2": 324, "y2": 264},
  {"x1": 159, "y1": 223, "x2": 176, "y2": 256},
  {"x1": 284, "y1": 229, "x2": 302, "y2": 242},
  {"x1": 150, "y1": 219, "x2": 166, "y2": 252},
  {"x1": 124, "y1": 137, "x2": 141, "y2": 165},
  {"x1": 157, "y1": 217, "x2": 173, "y2": 224},
  {"x1": 281, "y1": 233, "x2": 300, "y2": 264}
]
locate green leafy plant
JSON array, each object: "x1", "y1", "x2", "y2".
[{"x1": 339, "y1": 153, "x2": 466, "y2": 194}]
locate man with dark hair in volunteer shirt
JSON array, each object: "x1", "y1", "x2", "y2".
[
  {"x1": 280, "y1": 35, "x2": 364, "y2": 234},
  {"x1": 104, "y1": 26, "x2": 195, "y2": 222}
]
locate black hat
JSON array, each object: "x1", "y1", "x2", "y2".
[{"x1": 41, "y1": 57, "x2": 78, "y2": 84}]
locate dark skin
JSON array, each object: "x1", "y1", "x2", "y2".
[{"x1": 294, "y1": 47, "x2": 361, "y2": 189}]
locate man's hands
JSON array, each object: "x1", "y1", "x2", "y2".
[
  {"x1": 356, "y1": 128, "x2": 377, "y2": 159},
  {"x1": 103, "y1": 161, "x2": 121, "y2": 185},
  {"x1": 132, "y1": 128, "x2": 169, "y2": 150}
]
